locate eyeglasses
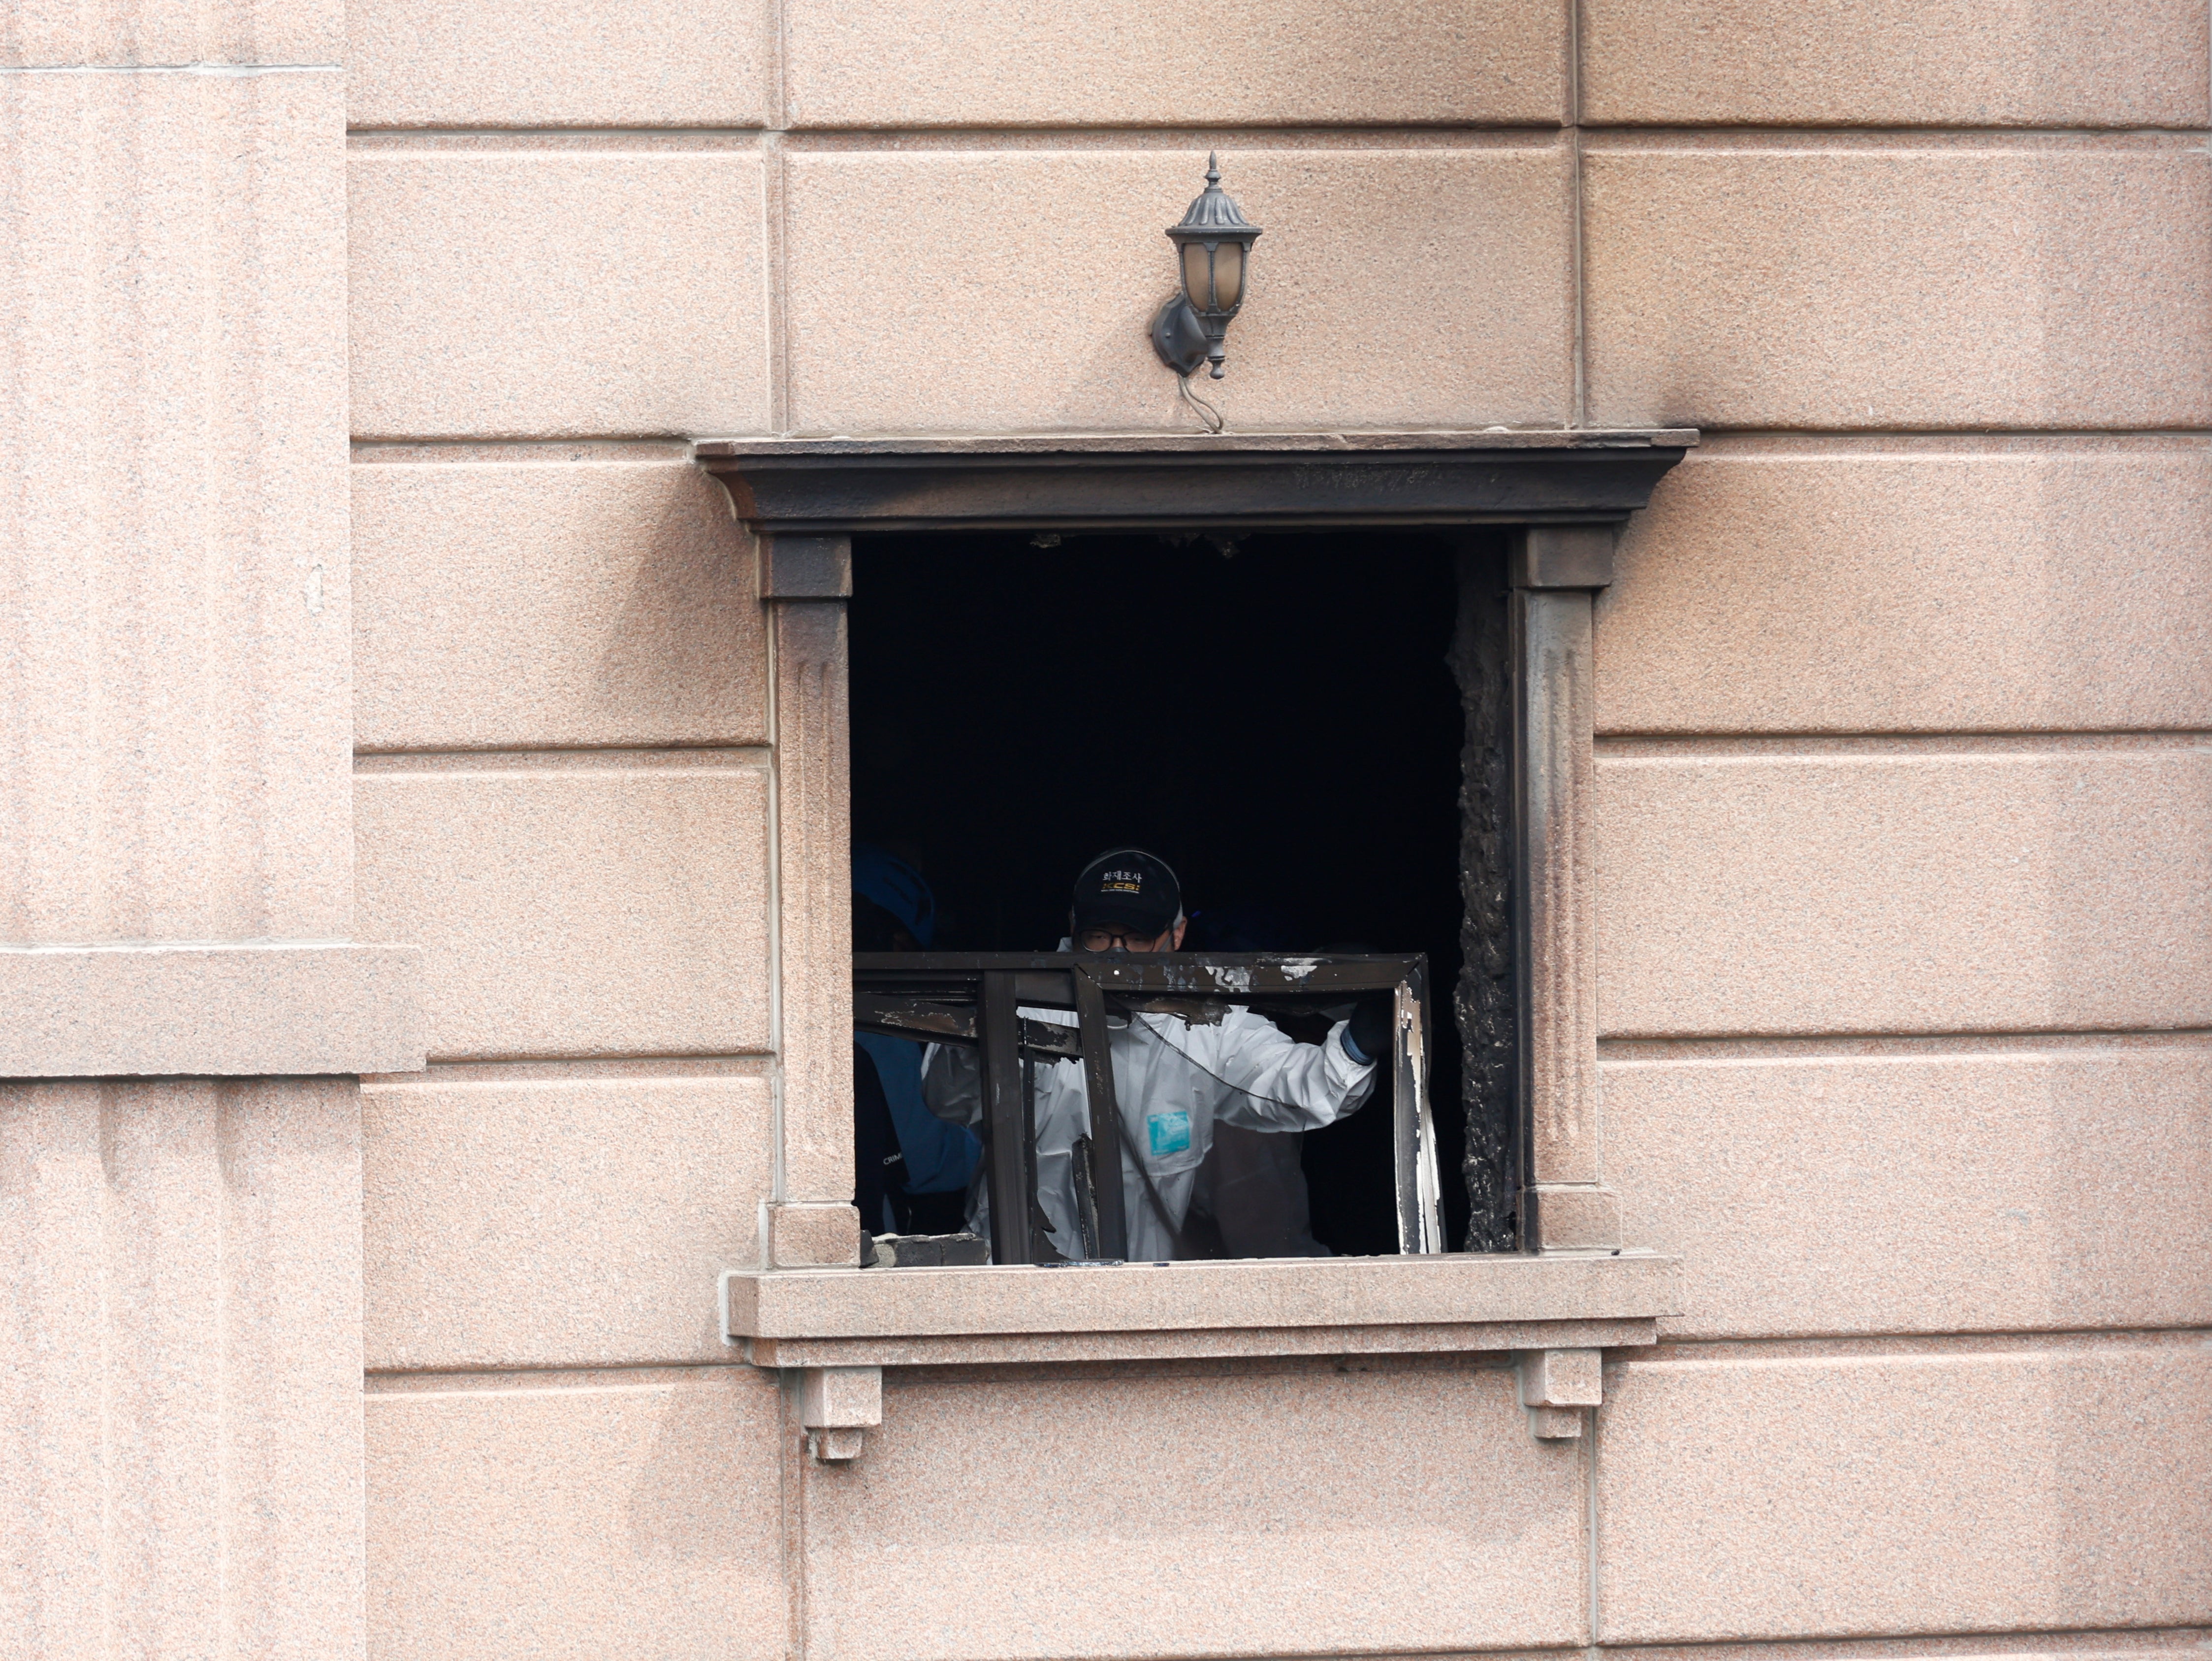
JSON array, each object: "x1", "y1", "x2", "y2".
[{"x1": 1074, "y1": 924, "x2": 1166, "y2": 953}]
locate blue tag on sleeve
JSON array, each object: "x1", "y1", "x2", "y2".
[{"x1": 1146, "y1": 1110, "x2": 1192, "y2": 1157}]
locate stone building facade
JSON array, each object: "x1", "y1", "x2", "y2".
[{"x1": 2, "y1": 2, "x2": 2209, "y2": 1659}]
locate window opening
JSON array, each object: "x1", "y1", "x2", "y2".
[{"x1": 849, "y1": 530, "x2": 1506, "y2": 1261}]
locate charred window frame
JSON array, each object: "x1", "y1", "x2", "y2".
[
  {"x1": 701, "y1": 433, "x2": 1692, "y2": 1265},
  {"x1": 856, "y1": 951, "x2": 1442, "y2": 1264}
]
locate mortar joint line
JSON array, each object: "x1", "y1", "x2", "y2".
[
  {"x1": 0, "y1": 60, "x2": 339, "y2": 74},
  {"x1": 1567, "y1": 0, "x2": 1587, "y2": 430},
  {"x1": 767, "y1": 0, "x2": 794, "y2": 433},
  {"x1": 1586, "y1": 1394, "x2": 1603, "y2": 1656},
  {"x1": 1598, "y1": 1024, "x2": 2212, "y2": 1056},
  {"x1": 762, "y1": 552, "x2": 788, "y2": 1208}
]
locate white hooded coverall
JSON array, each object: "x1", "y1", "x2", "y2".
[{"x1": 923, "y1": 1005, "x2": 1377, "y2": 1261}]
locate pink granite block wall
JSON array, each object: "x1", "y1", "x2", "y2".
[
  {"x1": 2, "y1": 68, "x2": 352, "y2": 946},
  {"x1": 1, "y1": 4, "x2": 387, "y2": 1653},
  {"x1": 361, "y1": 1064, "x2": 771, "y2": 1371},
  {"x1": 1584, "y1": 0, "x2": 2212, "y2": 1642},
  {"x1": 782, "y1": 0, "x2": 1568, "y2": 127},
  {"x1": 782, "y1": 143, "x2": 1574, "y2": 435},
  {"x1": 353, "y1": 750, "x2": 773, "y2": 1058},
  {"x1": 1, "y1": 0, "x2": 342, "y2": 65},
  {"x1": 365, "y1": 1368, "x2": 788, "y2": 1661},
  {"x1": 337, "y1": 0, "x2": 2212, "y2": 1651},
  {"x1": 0, "y1": 1077, "x2": 365, "y2": 1660},
  {"x1": 348, "y1": 454, "x2": 783, "y2": 1647},
  {"x1": 1598, "y1": 1337, "x2": 2212, "y2": 1640},
  {"x1": 1582, "y1": 142, "x2": 2212, "y2": 432},
  {"x1": 347, "y1": 145, "x2": 771, "y2": 440},
  {"x1": 801, "y1": 1359, "x2": 1588, "y2": 1661},
  {"x1": 1598, "y1": 440, "x2": 2212, "y2": 736},
  {"x1": 348, "y1": 0, "x2": 774, "y2": 131},
  {"x1": 343, "y1": 28, "x2": 791, "y2": 1634},
  {"x1": 1603, "y1": 1036, "x2": 2212, "y2": 1340},
  {"x1": 351, "y1": 453, "x2": 766, "y2": 753},
  {"x1": 1596, "y1": 740, "x2": 2212, "y2": 1038},
  {"x1": 1580, "y1": 0, "x2": 2210, "y2": 129}
]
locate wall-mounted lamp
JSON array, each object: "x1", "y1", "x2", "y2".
[{"x1": 1152, "y1": 153, "x2": 1262, "y2": 382}]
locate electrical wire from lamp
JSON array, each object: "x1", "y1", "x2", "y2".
[{"x1": 1177, "y1": 371, "x2": 1225, "y2": 434}]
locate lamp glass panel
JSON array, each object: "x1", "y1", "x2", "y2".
[
  {"x1": 1181, "y1": 242, "x2": 1211, "y2": 308},
  {"x1": 1213, "y1": 241, "x2": 1244, "y2": 309}
]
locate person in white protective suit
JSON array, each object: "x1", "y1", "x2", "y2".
[{"x1": 923, "y1": 848, "x2": 1392, "y2": 1262}]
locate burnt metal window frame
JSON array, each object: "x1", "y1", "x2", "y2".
[
  {"x1": 705, "y1": 429, "x2": 1697, "y2": 1452},
  {"x1": 855, "y1": 951, "x2": 1441, "y2": 1264}
]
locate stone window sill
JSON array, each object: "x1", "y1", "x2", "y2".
[{"x1": 722, "y1": 1250, "x2": 1680, "y2": 1370}]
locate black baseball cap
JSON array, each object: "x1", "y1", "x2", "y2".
[{"x1": 1070, "y1": 848, "x2": 1183, "y2": 938}]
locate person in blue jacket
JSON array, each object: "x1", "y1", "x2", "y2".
[{"x1": 852, "y1": 843, "x2": 981, "y2": 1234}]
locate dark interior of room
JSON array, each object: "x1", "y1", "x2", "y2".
[{"x1": 850, "y1": 528, "x2": 1489, "y2": 1253}]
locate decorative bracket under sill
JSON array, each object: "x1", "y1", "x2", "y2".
[
  {"x1": 1517, "y1": 1347, "x2": 1603, "y2": 1440},
  {"x1": 799, "y1": 1365, "x2": 882, "y2": 1464},
  {"x1": 727, "y1": 1252, "x2": 1679, "y2": 1461}
]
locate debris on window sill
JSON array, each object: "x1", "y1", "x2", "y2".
[{"x1": 863, "y1": 1231, "x2": 991, "y2": 1270}]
